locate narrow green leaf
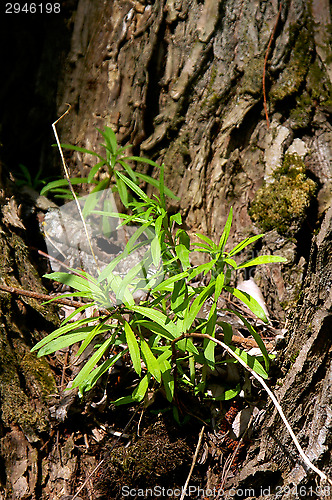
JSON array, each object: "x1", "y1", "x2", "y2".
[
  {"x1": 151, "y1": 235, "x2": 161, "y2": 267},
  {"x1": 228, "y1": 234, "x2": 264, "y2": 257},
  {"x1": 40, "y1": 177, "x2": 89, "y2": 196},
  {"x1": 209, "y1": 383, "x2": 241, "y2": 401},
  {"x1": 175, "y1": 244, "x2": 190, "y2": 270},
  {"x1": 82, "y1": 190, "x2": 102, "y2": 218},
  {"x1": 228, "y1": 346, "x2": 269, "y2": 379},
  {"x1": 97, "y1": 252, "x2": 129, "y2": 283},
  {"x1": 113, "y1": 395, "x2": 135, "y2": 406},
  {"x1": 170, "y1": 213, "x2": 182, "y2": 225},
  {"x1": 130, "y1": 305, "x2": 178, "y2": 337},
  {"x1": 44, "y1": 272, "x2": 104, "y2": 297},
  {"x1": 140, "y1": 340, "x2": 161, "y2": 383},
  {"x1": 133, "y1": 171, "x2": 179, "y2": 199},
  {"x1": 218, "y1": 321, "x2": 233, "y2": 344},
  {"x1": 195, "y1": 233, "x2": 217, "y2": 250},
  {"x1": 159, "y1": 163, "x2": 165, "y2": 209},
  {"x1": 97, "y1": 127, "x2": 118, "y2": 156},
  {"x1": 116, "y1": 172, "x2": 150, "y2": 202},
  {"x1": 176, "y1": 337, "x2": 199, "y2": 355},
  {"x1": 115, "y1": 174, "x2": 129, "y2": 207},
  {"x1": 237, "y1": 254, "x2": 287, "y2": 268},
  {"x1": 61, "y1": 303, "x2": 94, "y2": 325},
  {"x1": 71, "y1": 337, "x2": 113, "y2": 388},
  {"x1": 188, "y1": 261, "x2": 215, "y2": 280},
  {"x1": 202, "y1": 304, "x2": 217, "y2": 366},
  {"x1": 125, "y1": 322, "x2": 141, "y2": 376},
  {"x1": 159, "y1": 358, "x2": 174, "y2": 401},
  {"x1": 87, "y1": 161, "x2": 105, "y2": 183},
  {"x1": 183, "y1": 282, "x2": 214, "y2": 331},
  {"x1": 171, "y1": 278, "x2": 188, "y2": 316},
  {"x1": 77, "y1": 321, "x2": 110, "y2": 357},
  {"x1": 90, "y1": 177, "x2": 110, "y2": 194},
  {"x1": 31, "y1": 317, "x2": 100, "y2": 352},
  {"x1": 218, "y1": 208, "x2": 233, "y2": 251},
  {"x1": 79, "y1": 350, "x2": 126, "y2": 393},
  {"x1": 37, "y1": 331, "x2": 88, "y2": 357},
  {"x1": 117, "y1": 160, "x2": 137, "y2": 182},
  {"x1": 227, "y1": 309, "x2": 270, "y2": 371},
  {"x1": 124, "y1": 156, "x2": 160, "y2": 168},
  {"x1": 132, "y1": 374, "x2": 149, "y2": 402},
  {"x1": 224, "y1": 258, "x2": 237, "y2": 268},
  {"x1": 41, "y1": 292, "x2": 93, "y2": 306},
  {"x1": 225, "y1": 286, "x2": 268, "y2": 323},
  {"x1": 189, "y1": 354, "x2": 195, "y2": 384},
  {"x1": 134, "y1": 320, "x2": 174, "y2": 341},
  {"x1": 60, "y1": 143, "x2": 105, "y2": 161},
  {"x1": 214, "y1": 273, "x2": 225, "y2": 301},
  {"x1": 152, "y1": 271, "x2": 189, "y2": 293}
]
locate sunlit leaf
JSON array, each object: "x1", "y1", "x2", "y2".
[
  {"x1": 125, "y1": 322, "x2": 141, "y2": 376},
  {"x1": 218, "y1": 207, "x2": 233, "y2": 251},
  {"x1": 225, "y1": 286, "x2": 268, "y2": 323},
  {"x1": 140, "y1": 340, "x2": 161, "y2": 383},
  {"x1": 228, "y1": 234, "x2": 264, "y2": 257},
  {"x1": 238, "y1": 254, "x2": 287, "y2": 268}
]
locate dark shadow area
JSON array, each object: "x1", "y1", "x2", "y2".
[{"x1": 0, "y1": 4, "x2": 76, "y2": 181}]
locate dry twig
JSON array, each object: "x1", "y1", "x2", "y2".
[
  {"x1": 52, "y1": 105, "x2": 101, "y2": 273},
  {"x1": 180, "y1": 425, "x2": 205, "y2": 500},
  {"x1": 0, "y1": 282, "x2": 90, "y2": 308}
]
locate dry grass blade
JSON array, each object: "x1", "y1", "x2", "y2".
[
  {"x1": 180, "y1": 425, "x2": 205, "y2": 500},
  {"x1": 52, "y1": 104, "x2": 100, "y2": 273}
]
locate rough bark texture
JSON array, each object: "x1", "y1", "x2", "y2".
[
  {"x1": 0, "y1": 185, "x2": 59, "y2": 499},
  {"x1": 0, "y1": 0, "x2": 331, "y2": 498},
  {"x1": 56, "y1": 0, "x2": 332, "y2": 312},
  {"x1": 225, "y1": 203, "x2": 332, "y2": 498}
]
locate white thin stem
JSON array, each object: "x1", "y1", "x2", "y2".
[
  {"x1": 52, "y1": 104, "x2": 100, "y2": 273},
  {"x1": 190, "y1": 333, "x2": 332, "y2": 487},
  {"x1": 180, "y1": 425, "x2": 205, "y2": 500}
]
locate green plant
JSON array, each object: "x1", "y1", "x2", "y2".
[
  {"x1": 40, "y1": 126, "x2": 177, "y2": 204},
  {"x1": 14, "y1": 163, "x2": 56, "y2": 190},
  {"x1": 32, "y1": 148, "x2": 286, "y2": 406}
]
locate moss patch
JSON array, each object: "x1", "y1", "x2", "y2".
[
  {"x1": 249, "y1": 153, "x2": 317, "y2": 235},
  {"x1": 97, "y1": 419, "x2": 193, "y2": 497},
  {"x1": 270, "y1": 27, "x2": 313, "y2": 103}
]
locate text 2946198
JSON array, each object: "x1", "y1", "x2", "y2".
[{"x1": 5, "y1": 3, "x2": 61, "y2": 14}]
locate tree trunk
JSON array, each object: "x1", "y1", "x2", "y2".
[{"x1": 0, "y1": 0, "x2": 331, "y2": 498}]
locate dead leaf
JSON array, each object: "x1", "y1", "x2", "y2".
[{"x1": 2, "y1": 197, "x2": 25, "y2": 229}]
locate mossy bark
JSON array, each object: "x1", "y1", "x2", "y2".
[{"x1": 0, "y1": 213, "x2": 59, "y2": 498}]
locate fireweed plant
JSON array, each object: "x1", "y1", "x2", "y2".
[{"x1": 33, "y1": 128, "x2": 287, "y2": 406}]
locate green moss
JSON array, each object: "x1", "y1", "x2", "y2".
[
  {"x1": 0, "y1": 328, "x2": 56, "y2": 437},
  {"x1": 249, "y1": 153, "x2": 317, "y2": 235},
  {"x1": 270, "y1": 27, "x2": 313, "y2": 103},
  {"x1": 201, "y1": 64, "x2": 221, "y2": 109},
  {"x1": 100, "y1": 420, "x2": 192, "y2": 494},
  {"x1": 241, "y1": 55, "x2": 265, "y2": 95},
  {"x1": 306, "y1": 60, "x2": 332, "y2": 102},
  {"x1": 289, "y1": 91, "x2": 313, "y2": 129},
  {"x1": 290, "y1": 350, "x2": 300, "y2": 364},
  {"x1": 22, "y1": 349, "x2": 57, "y2": 399}
]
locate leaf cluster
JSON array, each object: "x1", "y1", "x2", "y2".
[{"x1": 33, "y1": 129, "x2": 287, "y2": 408}]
